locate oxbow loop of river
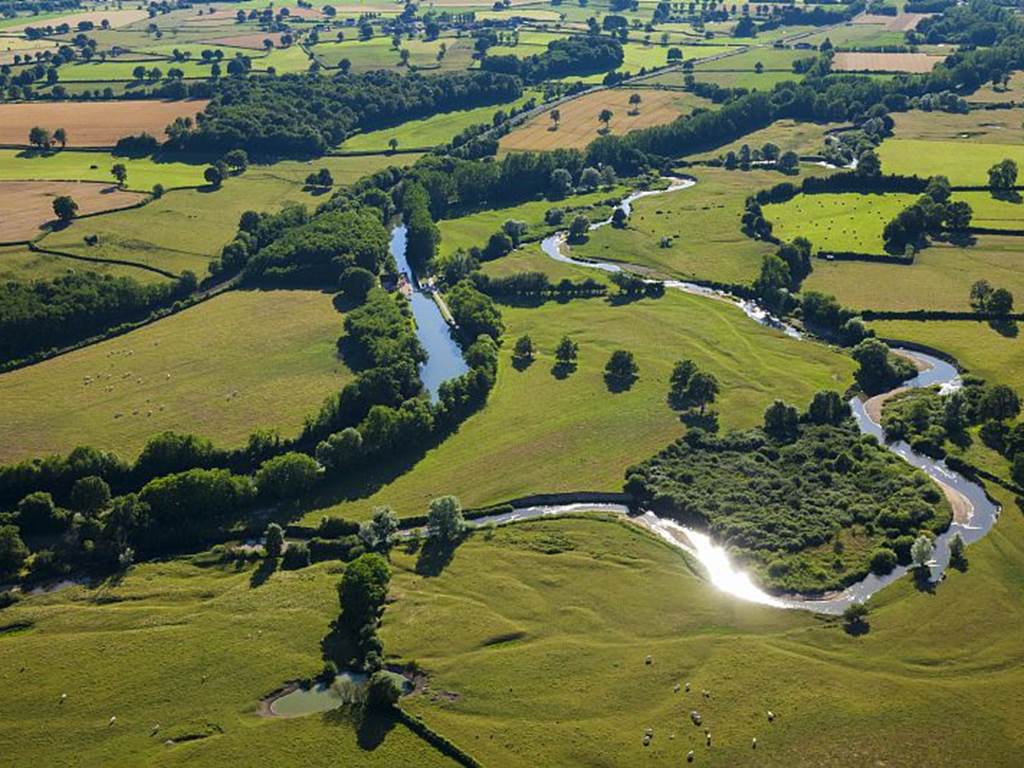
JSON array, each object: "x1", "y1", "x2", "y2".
[{"x1": 527, "y1": 178, "x2": 1000, "y2": 614}]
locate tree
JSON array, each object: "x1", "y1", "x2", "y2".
[
  {"x1": 399, "y1": 48, "x2": 410, "y2": 66},
  {"x1": 513, "y1": 334, "x2": 535, "y2": 362},
  {"x1": 667, "y1": 47, "x2": 682, "y2": 62},
  {"x1": 910, "y1": 535, "x2": 933, "y2": 570},
  {"x1": 970, "y1": 279, "x2": 993, "y2": 311},
  {"x1": 987, "y1": 287, "x2": 1014, "y2": 315},
  {"x1": 869, "y1": 547, "x2": 897, "y2": 575},
  {"x1": 807, "y1": 390, "x2": 850, "y2": 425},
  {"x1": 388, "y1": 137, "x2": 398, "y2": 153},
  {"x1": 264, "y1": 522, "x2": 284, "y2": 558},
  {"x1": 598, "y1": 108, "x2": 614, "y2": 132},
  {"x1": 549, "y1": 108, "x2": 561, "y2": 130},
  {"x1": 628, "y1": 93, "x2": 641, "y2": 114},
  {"x1": 754, "y1": 61, "x2": 764, "y2": 74},
  {"x1": 340, "y1": 266, "x2": 376, "y2": 303},
  {"x1": 578, "y1": 166, "x2": 602, "y2": 191},
  {"x1": 548, "y1": 168, "x2": 573, "y2": 199},
  {"x1": 338, "y1": 552, "x2": 390, "y2": 626},
  {"x1": 0, "y1": 525, "x2": 28, "y2": 582},
  {"x1": 842, "y1": 601, "x2": 869, "y2": 631},
  {"x1": 555, "y1": 335, "x2": 578, "y2": 366},
  {"x1": 988, "y1": 158, "x2": 1018, "y2": 190},
  {"x1": 568, "y1": 214, "x2": 590, "y2": 243},
  {"x1": 1013, "y1": 453, "x2": 1024, "y2": 488},
  {"x1": 70, "y1": 476, "x2": 111, "y2": 514},
  {"x1": 763, "y1": 400, "x2": 799, "y2": 441},
  {"x1": 981, "y1": 384, "x2": 1020, "y2": 421},
  {"x1": 132, "y1": 65, "x2": 146, "y2": 80},
  {"x1": 52, "y1": 195, "x2": 78, "y2": 222},
  {"x1": 53, "y1": 127, "x2": 67, "y2": 148},
  {"x1": 669, "y1": 359, "x2": 698, "y2": 404},
  {"x1": 16, "y1": 492, "x2": 65, "y2": 535},
  {"x1": 28, "y1": 125, "x2": 51, "y2": 150},
  {"x1": 255, "y1": 452, "x2": 320, "y2": 500},
  {"x1": 685, "y1": 371, "x2": 719, "y2": 414},
  {"x1": 857, "y1": 149, "x2": 881, "y2": 176},
  {"x1": 369, "y1": 507, "x2": 399, "y2": 554},
  {"x1": 111, "y1": 163, "x2": 127, "y2": 188},
  {"x1": 949, "y1": 533, "x2": 967, "y2": 571},
  {"x1": 604, "y1": 349, "x2": 639, "y2": 386},
  {"x1": 223, "y1": 148, "x2": 248, "y2": 173},
  {"x1": 204, "y1": 164, "x2": 223, "y2": 188},
  {"x1": 316, "y1": 427, "x2": 363, "y2": 471},
  {"x1": 426, "y1": 495, "x2": 465, "y2": 542}
]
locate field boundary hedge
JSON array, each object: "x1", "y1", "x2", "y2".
[
  {"x1": 28, "y1": 241, "x2": 180, "y2": 279},
  {"x1": 864, "y1": 309, "x2": 1024, "y2": 320},
  {"x1": 392, "y1": 706, "x2": 484, "y2": 768}
]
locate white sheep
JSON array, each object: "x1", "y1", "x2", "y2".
[
  {"x1": 767, "y1": 710, "x2": 775, "y2": 723},
  {"x1": 752, "y1": 737, "x2": 757, "y2": 749},
  {"x1": 687, "y1": 750, "x2": 694, "y2": 762},
  {"x1": 108, "y1": 715, "x2": 117, "y2": 727}
]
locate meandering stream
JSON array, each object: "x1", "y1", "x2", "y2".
[{"x1": 524, "y1": 179, "x2": 1000, "y2": 614}]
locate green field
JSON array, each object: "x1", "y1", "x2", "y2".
[
  {"x1": 0, "y1": 556, "x2": 457, "y2": 767},
  {"x1": 691, "y1": 119, "x2": 845, "y2": 160},
  {"x1": 570, "y1": 167, "x2": 779, "y2": 284},
  {"x1": 0, "y1": 244, "x2": 168, "y2": 284},
  {"x1": 310, "y1": 36, "x2": 475, "y2": 72},
  {"x1": 804, "y1": 235, "x2": 1024, "y2": 312},
  {"x1": 383, "y1": 500, "x2": 1024, "y2": 767},
  {"x1": 38, "y1": 156, "x2": 406, "y2": 280},
  {"x1": 0, "y1": 150, "x2": 206, "y2": 191},
  {"x1": 55, "y1": 59, "x2": 215, "y2": 81},
  {"x1": 887, "y1": 108, "x2": 1024, "y2": 145},
  {"x1": 437, "y1": 186, "x2": 624, "y2": 259},
  {"x1": 877, "y1": 139, "x2": 1024, "y2": 185},
  {"x1": 300, "y1": 286, "x2": 854, "y2": 523},
  {"x1": 767, "y1": 192, "x2": 916, "y2": 254},
  {"x1": 339, "y1": 92, "x2": 535, "y2": 152},
  {"x1": 694, "y1": 46, "x2": 807, "y2": 72},
  {"x1": 802, "y1": 23, "x2": 907, "y2": 49},
  {"x1": 0, "y1": 289, "x2": 351, "y2": 463}
]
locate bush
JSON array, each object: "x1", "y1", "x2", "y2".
[
  {"x1": 282, "y1": 540, "x2": 311, "y2": 569},
  {"x1": 869, "y1": 547, "x2": 897, "y2": 575},
  {"x1": 255, "y1": 452, "x2": 320, "y2": 500}
]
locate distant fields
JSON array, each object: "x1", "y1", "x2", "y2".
[
  {"x1": 0, "y1": 99, "x2": 209, "y2": 147},
  {"x1": 886, "y1": 108, "x2": 1024, "y2": 144},
  {"x1": 341, "y1": 92, "x2": 535, "y2": 152},
  {"x1": 302, "y1": 287, "x2": 854, "y2": 523},
  {"x1": 500, "y1": 88, "x2": 708, "y2": 152},
  {"x1": 692, "y1": 119, "x2": 844, "y2": 160},
  {"x1": 0, "y1": 289, "x2": 349, "y2": 463},
  {"x1": 832, "y1": 52, "x2": 942, "y2": 73},
  {"x1": 0, "y1": 149, "x2": 206, "y2": 191},
  {"x1": 877, "y1": 139, "x2": 1024, "y2": 184},
  {"x1": 570, "y1": 167, "x2": 778, "y2": 284}
]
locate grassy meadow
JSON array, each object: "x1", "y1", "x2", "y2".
[
  {"x1": 877, "y1": 139, "x2": 1024, "y2": 185},
  {"x1": 0, "y1": 149, "x2": 206, "y2": 191},
  {"x1": 569, "y1": 166, "x2": 778, "y2": 284},
  {"x1": 300, "y1": 287, "x2": 854, "y2": 524},
  {"x1": 766, "y1": 192, "x2": 915, "y2": 254},
  {"x1": 803, "y1": 236, "x2": 1024, "y2": 312},
  {"x1": 0, "y1": 556, "x2": 457, "y2": 768},
  {"x1": 0, "y1": 289, "x2": 349, "y2": 463}
]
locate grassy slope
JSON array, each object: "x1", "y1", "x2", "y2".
[
  {"x1": 301, "y1": 288, "x2": 853, "y2": 523},
  {"x1": 0, "y1": 557, "x2": 456, "y2": 768},
  {"x1": 384, "y1": 500, "x2": 1024, "y2": 767},
  {"x1": 0, "y1": 289, "x2": 350, "y2": 463},
  {"x1": 0, "y1": 149, "x2": 206, "y2": 191},
  {"x1": 569, "y1": 166, "x2": 778, "y2": 284},
  {"x1": 877, "y1": 139, "x2": 1024, "y2": 185},
  {"x1": 39, "y1": 156, "x2": 405, "y2": 279},
  {"x1": 0, "y1": 243, "x2": 169, "y2": 284},
  {"x1": 805, "y1": 235, "x2": 1024, "y2": 312}
]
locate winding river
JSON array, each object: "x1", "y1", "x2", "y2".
[{"x1": 500, "y1": 179, "x2": 1001, "y2": 614}]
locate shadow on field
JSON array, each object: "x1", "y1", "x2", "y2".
[
  {"x1": 415, "y1": 535, "x2": 463, "y2": 577},
  {"x1": 250, "y1": 557, "x2": 276, "y2": 588},
  {"x1": 551, "y1": 361, "x2": 576, "y2": 379},
  {"x1": 843, "y1": 618, "x2": 870, "y2": 637}
]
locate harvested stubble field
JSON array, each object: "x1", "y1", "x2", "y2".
[
  {"x1": 0, "y1": 180, "x2": 145, "y2": 243},
  {"x1": 0, "y1": 100, "x2": 209, "y2": 147},
  {"x1": 3, "y1": 8, "x2": 148, "y2": 31},
  {"x1": 832, "y1": 52, "x2": 943, "y2": 73},
  {"x1": 500, "y1": 88, "x2": 708, "y2": 152},
  {"x1": 853, "y1": 12, "x2": 932, "y2": 31}
]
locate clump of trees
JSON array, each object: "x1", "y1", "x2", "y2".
[
  {"x1": 667, "y1": 359, "x2": 719, "y2": 415},
  {"x1": 881, "y1": 175, "x2": 972, "y2": 253},
  {"x1": 851, "y1": 338, "x2": 916, "y2": 395}
]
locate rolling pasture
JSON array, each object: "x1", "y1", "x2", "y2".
[
  {"x1": 0, "y1": 289, "x2": 350, "y2": 463},
  {"x1": 766, "y1": 192, "x2": 915, "y2": 254},
  {"x1": 877, "y1": 139, "x2": 1024, "y2": 185},
  {"x1": 0, "y1": 149, "x2": 206, "y2": 191},
  {"x1": 0, "y1": 180, "x2": 145, "y2": 243}
]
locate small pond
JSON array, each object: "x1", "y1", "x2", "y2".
[{"x1": 269, "y1": 671, "x2": 413, "y2": 717}]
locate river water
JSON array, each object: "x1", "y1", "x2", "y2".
[
  {"x1": 389, "y1": 225, "x2": 468, "y2": 400},
  {"x1": 521, "y1": 179, "x2": 1000, "y2": 614}
]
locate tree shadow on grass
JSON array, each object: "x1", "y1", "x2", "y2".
[
  {"x1": 249, "y1": 557, "x2": 276, "y2": 588},
  {"x1": 680, "y1": 410, "x2": 720, "y2": 432},
  {"x1": 990, "y1": 318, "x2": 1019, "y2": 338},
  {"x1": 913, "y1": 567, "x2": 937, "y2": 594},
  {"x1": 604, "y1": 372, "x2": 637, "y2": 393},
  {"x1": 511, "y1": 354, "x2": 533, "y2": 372},
  {"x1": 551, "y1": 361, "x2": 576, "y2": 380},
  {"x1": 842, "y1": 618, "x2": 870, "y2": 637},
  {"x1": 991, "y1": 189, "x2": 1023, "y2": 204},
  {"x1": 415, "y1": 536, "x2": 463, "y2": 577}
]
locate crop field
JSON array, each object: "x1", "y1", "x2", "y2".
[
  {"x1": 436, "y1": 186, "x2": 624, "y2": 259},
  {"x1": 766, "y1": 192, "x2": 916, "y2": 254},
  {"x1": 2, "y1": 8, "x2": 149, "y2": 32},
  {"x1": 302, "y1": 286, "x2": 853, "y2": 523},
  {"x1": 853, "y1": 12, "x2": 932, "y2": 31},
  {"x1": 0, "y1": 36, "x2": 60, "y2": 64},
  {"x1": 570, "y1": 167, "x2": 781, "y2": 284},
  {"x1": 886, "y1": 108, "x2": 1024, "y2": 144},
  {"x1": 802, "y1": 23, "x2": 908, "y2": 49},
  {"x1": 832, "y1": 52, "x2": 944, "y2": 73},
  {"x1": 383, "y1": 495, "x2": 1024, "y2": 767},
  {"x1": 877, "y1": 139, "x2": 1024, "y2": 185},
  {"x1": 803, "y1": 235, "x2": 1024, "y2": 312},
  {"x1": 342, "y1": 92, "x2": 535, "y2": 152},
  {"x1": 0, "y1": 180, "x2": 145, "y2": 243},
  {"x1": 500, "y1": 88, "x2": 707, "y2": 152},
  {"x1": 0, "y1": 557, "x2": 456, "y2": 768},
  {"x1": 0, "y1": 100, "x2": 209, "y2": 147},
  {"x1": 694, "y1": 46, "x2": 807, "y2": 72},
  {"x1": 0, "y1": 149, "x2": 207, "y2": 191},
  {"x1": 0, "y1": 289, "x2": 350, "y2": 463}
]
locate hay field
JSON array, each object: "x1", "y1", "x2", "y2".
[
  {"x1": 832, "y1": 52, "x2": 943, "y2": 73},
  {"x1": 0, "y1": 100, "x2": 209, "y2": 147},
  {"x1": 0, "y1": 180, "x2": 145, "y2": 243},
  {"x1": 500, "y1": 88, "x2": 706, "y2": 152}
]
